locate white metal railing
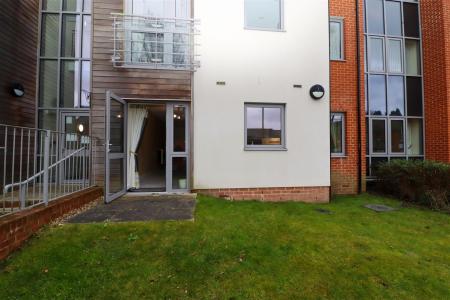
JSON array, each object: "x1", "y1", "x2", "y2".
[
  {"x1": 0, "y1": 124, "x2": 98, "y2": 217},
  {"x1": 111, "y1": 13, "x2": 200, "y2": 70}
]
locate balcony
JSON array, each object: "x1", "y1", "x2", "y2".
[{"x1": 111, "y1": 13, "x2": 200, "y2": 71}]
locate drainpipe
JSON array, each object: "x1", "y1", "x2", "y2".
[{"x1": 356, "y1": 0, "x2": 363, "y2": 193}]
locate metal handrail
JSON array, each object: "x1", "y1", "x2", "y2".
[
  {"x1": 3, "y1": 147, "x2": 86, "y2": 194},
  {"x1": 111, "y1": 13, "x2": 199, "y2": 23},
  {"x1": 0, "y1": 124, "x2": 98, "y2": 216}
]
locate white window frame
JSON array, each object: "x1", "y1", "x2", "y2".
[
  {"x1": 330, "y1": 17, "x2": 345, "y2": 61},
  {"x1": 244, "y1": 0, "x2": 285, "y2": 32},
  {"x1": 244, "y1": 103, "x2": 287, "y2": 151},
  {"x1": 330, "y1": 112, "x2": 346, "y2": 157}
]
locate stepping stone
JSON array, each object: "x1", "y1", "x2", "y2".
[
  {"x1": 315, "y1": 208, "x2": 334, "y2": 214},
  {"x1": 364, "y1": 204, "x2": 396, "y2": 212}
]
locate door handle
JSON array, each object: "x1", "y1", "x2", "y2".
[
  {"x1": 103, "y1": 142, "x2": 113, "y2": 153},
  {"x1": 160, "y1": 149, "x2": 164, "y2": 165}
]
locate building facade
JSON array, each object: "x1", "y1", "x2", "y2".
[
  {"x1": 329, "y1": 0, "x2": 450, "y2": 195},
  {"x1": 193, "y1": 0, "x2": 330, "y2": 201},
  {"x1": 1, "y1": 0, "x2": 449, "y2": 203}
]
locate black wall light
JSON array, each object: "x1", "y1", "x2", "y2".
[
  {"x1": 310, "y1": 84, "x2": 325, "y2": 100},
  {"x1": 11, "y1": 83, "x2": 25, "y2": 98}
]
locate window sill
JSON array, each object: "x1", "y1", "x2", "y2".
[
  {"x1": 244, "y1": 147, "x2": 288, "y2": 152},
  {"x1": 244, "y1": 27, "x2": 286, "y2": 33},
  {"x1": 331, "y1": 59, "x2": 346, "y2": 63},
  {"x1": 331, "y1": 154, "x2": 347, "y2": 158}
]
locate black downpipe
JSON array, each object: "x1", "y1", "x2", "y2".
[{"x1": 356, "y1": 0, "x2": 363, "y2": 193}]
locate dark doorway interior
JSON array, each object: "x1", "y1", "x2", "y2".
[{"x1": 130, "y1": 104, "x2": 166, "y2": 192}]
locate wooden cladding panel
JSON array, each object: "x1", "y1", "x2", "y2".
[
  {"x1": 91, "y1": 0, "x2": 192, "y2": 183},
  {"x1": 0, "y1": 0, "x2": 39, "y2": 128}
]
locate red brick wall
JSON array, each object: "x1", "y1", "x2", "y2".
[
  {"x1": 0, "y1": 187, "x2": 103, "y2": 260},
  {"x1": 196, "y1": 187, "x2": 330, "y2": 203},
  {"x1": 329, "y1": 0, "x2": 366, "y2": 195},
  {"x1": 421, "y1": 0, "x2": 450, "y2": 163}
]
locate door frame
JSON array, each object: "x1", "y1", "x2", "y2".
[
  {"x1": 105, "y1": 96, "x2": 191, "y2": 199},
  {"x1": 126, "y1": 101, "x2": 191, "y2": 193},
  {"x1": 59, "y1": 111, "x2": 90, "y2": 185},
  {"x1": 166, "y1": 103, "x2": 190, "y2": 193},
  {"x1": 105, "y1": 91, "x2": 128, "y2": 203}
]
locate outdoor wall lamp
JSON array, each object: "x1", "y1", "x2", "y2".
[
  {"x1": 310, "y1": 84, "x2": 325, "y2": 100},
  {"x1": 78, "y1": 124, "x2": 85, "y2": 133},
  {"x1": 11, "y1": 83, "x2": 25, "y2": 97}
]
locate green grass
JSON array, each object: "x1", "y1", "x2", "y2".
[{"x1": 0, "y1": 194, "x2": 449, "y2": 299}]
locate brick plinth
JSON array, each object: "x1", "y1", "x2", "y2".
[
  {"x1": 195, "y1": 187, "x2": 330, "y2": 203},
  {"x1": 0, "y1": 187, "x2": 103, "y2": 261}
]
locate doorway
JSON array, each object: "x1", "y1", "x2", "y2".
[
  {"x1": 128, "y1": 104, "x2": 166, "y2": 192},
  {"x1": 104, "y1": 91, "x2": 190, "y2": 203}
]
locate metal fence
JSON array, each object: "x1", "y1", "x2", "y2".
[
  {"x1": 111, "y1": 13, "x2": 200, "y2": 70},
  {"x1": 0, "y1": 124, "x2": 98, "y2": 217}
]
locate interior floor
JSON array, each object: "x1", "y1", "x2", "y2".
[{"x1": 136, "y1": 172, "x2": 165, "y2": 191}]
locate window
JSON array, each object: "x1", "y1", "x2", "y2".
[
  {"x1": 330, "y1": 18, "x2": 344, "y2": 61},
  {"x1": 403, "y1": 3, "x2": 420, "y2": 38},
  {"x1": 385, "y1": 1, "x2": 402, "y2": 36},
  {"x1": 372, "y1": 119, "x2": 387, "y2": 153},
  {"x1": 365, "y1": 0, "x2": 424, "y2": 175},
  {"x1": 406, "y1": 77, "x2": 423, "y2": 116},
  {"x1": 368, "y1": 75, "x2": 386, "y2": 116},
  {"x1": 391, "y1": 119, "x2": 405, "y2": 153},
  {"x1": 331, "y1": 113, "x2": 345, "y2": 156},
  {"x1": 407, "y1": 119, "x2": 423, "y2": 155},
  {"x1": 245, "y1": 104, "x2": 285, "y2": 150},
  {"x1": 368, "y1": 37, "x2": 385, "y2": 72},
  {"x1": 387, "y1": 39, "x2": 403, "y2": 73},
  {"x1": 405, "y1": 39, "x2": 421, "y2": 75},
  {"x1": 387, "y1": 76, "x2": 405, "y2": 116},
  {"x1": 39, "y1": 0, "x2": 92, "y2": 131},
  {"x1": 244, "y1": 0, "x2": 283, "y2": 31},
  {"x1": 366, "y1": 0, "x2": 384, "y2": 35}
]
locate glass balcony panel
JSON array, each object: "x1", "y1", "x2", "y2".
[{"x1": 112, "y1": 14, "x2": 198, "y2": 70}]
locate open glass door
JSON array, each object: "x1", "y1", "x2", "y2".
[
  {"x1": 166, "y1": 103, "x2": 190, "y2": 192},
  {"x1": 105, "y1": 91, "x2": 127, "y2": 203}
]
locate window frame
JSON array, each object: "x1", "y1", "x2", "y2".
[
  {"x1": 244, "y1": 0, "x2": 285, "y2": 32},
  {"x1": 364, "y1": 0, "x2": 425, "y2": 178},
  {"x1": 244, "y1": 103, "x2": 287, "y2": 151},
  {"x1": 330, "y1": 17, "x2": 345, "y2": 61},
  {"x1": 38, "y1": 0, "x2": 92, "y2": 131},
  {"x1": 330, "y1": 112, "x2": 346, "y2": 157}
]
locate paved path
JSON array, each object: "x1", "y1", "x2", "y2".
[{"x1": 68, "y1": 194, "x2": 196, "y2": 223}]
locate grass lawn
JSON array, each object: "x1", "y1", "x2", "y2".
[{"x1": 0, "y1": 194, "x2": 449, "y2": 299}]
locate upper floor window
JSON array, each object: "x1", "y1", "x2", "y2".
[
  {"x1": 244, "y1": 0, "x2": 283, "y2": 31},
  {"x1": 40, "y1": 0, "x2": 91, "y2": 109},
  {"x1": 330, "y1": 17, "x2": 344, "y2": 60}
]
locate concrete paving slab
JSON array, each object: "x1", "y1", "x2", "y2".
[{"x1": 68, "y1": 194, "x2": 196, "y2": 223}]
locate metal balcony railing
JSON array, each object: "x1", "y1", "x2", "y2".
[
  {"x1": 0, "y1": 124, "x2": 99, "y2": 218},
  {"x1": 111, "y1": 13, "x2": 200, "y2": 70}
]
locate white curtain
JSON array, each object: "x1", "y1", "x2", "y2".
[{"x1": 127, "y1": 107, "x2": 148, "y2": 189}]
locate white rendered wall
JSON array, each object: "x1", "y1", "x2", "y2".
[{"x1": 193, "y1": 0, "x2": 330, "y2": 189}]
